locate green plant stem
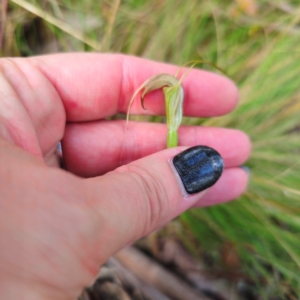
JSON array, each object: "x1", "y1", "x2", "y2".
[{"x1": 167, "y1": 130, "x2": 178, "y2": 148}]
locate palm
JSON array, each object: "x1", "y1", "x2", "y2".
[{"x1": 0, "y1": 53, "x2": 250, "y2": 299}]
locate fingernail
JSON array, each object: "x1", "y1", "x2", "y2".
[
  {"x1": 240, "y1": 166, "x2": 251, "y2": 177},
  {"x1": 172, "y1": 146, "x2": 224, "y2": 194}
]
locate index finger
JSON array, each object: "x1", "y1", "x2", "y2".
[{"x1": 30, "y1": 53, "x2": 238, "y2": 121}]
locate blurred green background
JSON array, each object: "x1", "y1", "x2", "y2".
[{"x1": 2, "y1": 0, "x2": 300, "y2": 298}]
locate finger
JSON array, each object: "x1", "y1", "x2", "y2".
[
  {"x1": 193, "y1": 168, "x2": 249, "y2": 207},
  {"x1": 0, "y1": 58, "x2": 65, "y2": 160},
  {"x1": 30, "y1": 53, "x2": 239, "y2": 121},
  {"x1": 62, "y1": 120, "x2": 251, "y2": 176},
  {"x1": 84, "y1": 146, "x2": 245, "y2": 262},
  {"x1": 0, "y1": 62, "x2": 42, "y2": 157}
]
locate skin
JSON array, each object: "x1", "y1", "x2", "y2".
[{"x1": 0, "y1": 53, "x2": 251, "y2": 300}]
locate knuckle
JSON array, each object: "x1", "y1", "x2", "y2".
[{"x1": 117, "y1": 164, "x2": 169, "y2": 235}]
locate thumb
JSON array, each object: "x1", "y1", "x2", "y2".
[{"x1": 85, "y1": 145, "x2": 223, "y2": 262}]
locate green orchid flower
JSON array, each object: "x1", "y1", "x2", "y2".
[{"x1": 126, "y1": 73, "x2": 184, "y2": 148}]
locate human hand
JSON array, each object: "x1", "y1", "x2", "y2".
[{"x1": 0, "y1": 54, "x2": 250, "y2": 299}]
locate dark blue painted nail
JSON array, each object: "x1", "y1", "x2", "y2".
[{"x1": 172, "y1": 146, "x2": 224, "y2": 194}]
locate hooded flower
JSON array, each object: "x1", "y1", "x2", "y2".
[{"x1": 127, "y1": 73, "x2": 184, "y2": 147}]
